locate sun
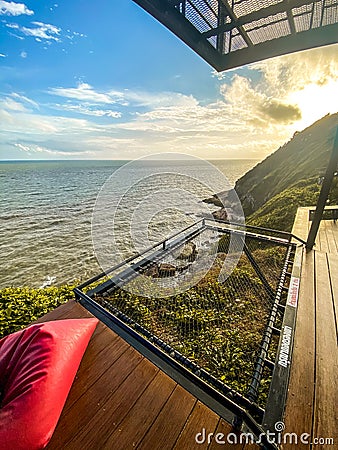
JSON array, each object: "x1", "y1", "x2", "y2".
[{"x1": 288, "y1": 78, "x2": 338, "y2": 131}]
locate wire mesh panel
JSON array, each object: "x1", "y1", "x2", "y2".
[
  {"x1": 91, "y1": 226, "x2": 293, "y2": 407},
  {"x1": 133, "y1": 0, "x2": 338, "y2": 70}
]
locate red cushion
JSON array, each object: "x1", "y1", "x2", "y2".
[{"x1": 0, "y1": 318, "x2": 98, "y2": 450}]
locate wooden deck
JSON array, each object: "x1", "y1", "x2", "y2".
[
  {"x1": 40, "y1": 301, "x2": 258, "y2": 449},
  {"x1": 283, "y1": 208, "x2": 338, "y2": 449},
  {"x1": 32, "y1": 207, "x2": 337, "y2": 448}
]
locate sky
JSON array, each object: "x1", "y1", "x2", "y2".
[{"x1": 0, "y1": 0, "x2": 337, "y2": 161}]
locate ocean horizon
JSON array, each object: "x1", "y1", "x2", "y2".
[{"x1": 1, "y1": 158, "x2": 259, "y2": 289}]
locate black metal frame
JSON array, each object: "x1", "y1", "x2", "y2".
[
  {"x1": 306, "y1": 127, "x2": 338, "y2": 249},
  {"x1": 247, "y1": 245, "x2": 295, "y2": 404},
  {"x1": 309, "y1": 206, "x2": 338, "y2": 222},
  {"x1": 78, "y1": 219, "x2": 205, "y2": 292},
  {"x1": 75, "y1": 221, "x2": 300, "y2": 446},
  {"x1": 133, "y1": 0, "x2": 338, "y2": 71},
  {"x1": 209, "y1": 218, "x2": 307, "y2": 246},
  {"x1": 75, "y1": 287, "x2": 278, "y2": 447},
  {"x1": 263, "y1": 244, "x2": 303, "y2": 429}
]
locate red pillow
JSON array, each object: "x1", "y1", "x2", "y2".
[{"x1": 0, "y1": 318, "x2": 98, "y2": 450}]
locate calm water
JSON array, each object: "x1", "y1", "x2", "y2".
[{"x1": 0, "y1": 159, "x2": 258, "y2": 288}]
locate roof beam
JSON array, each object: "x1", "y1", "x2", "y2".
[
  {"x1": 219, "y1": 0, "x2": 253, "y2": 47},
  {"x1": 286, "y1": 0, "x2": 297, "y2": 34},
  {"x1": 203, "y1": 0, "x2": 314, "y2": 38},
  {"x1": 133, "y1": 0, "x2": 338, "y2": 72},
  {"x1": 217, "y1": 22, "x2": 338, "y2": 71},
  {"x1": 133, "y1": 0, "x2": 222, "y2": 69}
]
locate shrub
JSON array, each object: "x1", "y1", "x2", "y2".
[{"x1": 0, "y1": 285, "x2": 76, "y2": 339}]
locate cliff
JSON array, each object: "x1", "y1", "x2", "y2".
[{"x1": 235, "y1": 113, "x2": 338, "y2": 218}]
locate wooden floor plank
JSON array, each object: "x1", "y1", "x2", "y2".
[
  {"x1": 208, "y1": 418, "x2": 244, "y2": 449},
  {"x1": 291, "y1": 207, "x2": 310, "y2": 243},
  {"x1": 327, "y1": 253, "x2": 338, "y2": 338},
  {"x1": 318, "y1": 222, "x2": 329, "y2": 253},
  {"x1": 39, "y1": 302, "x2": 234, "y2": 450},
  {"x1": 62, "y1": 330, "x2": 129, "y2": 414},
  {"x1": 63, "y1": 357, "x2": 159, "y2": 449},
  {"x1": 313, "y1": 252, "x2": 338, "y2": 446},
  {"x1": 138, "y1": 384, "x2": 196, "y2": 450},
  {"x1": 324, "y1": 221, "x2": 337, "y2": 253},
  {"x1": 173, "y1": 401, "x2": 219, "y2": 450},
  {"x1": 103, "y1": 371, "x2": 176, "y2": 449},
  {"x1": 315, "y1": 225, "x2": 322, "y2": 251},
  {"x1": 328, "y1": 221, "x2": 338, "y2": 252},
  {"x1": 284, "y1": 250, "x2": 315, "y2": 448},
  {"x1": 47, "y1": 345, "x2": 145, "y2": 449}
]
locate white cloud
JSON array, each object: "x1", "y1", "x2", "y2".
[
  {"x1": 0, "y1": 0, "x2": 33, "y2": 16},
  {"x1": 10, "y1": 92, "x2": 39, "y2": 109},
  {"x1": 66, "y1": 30, "x2": 87, "y2": 40},
  {"x1": 20, "y1": 21, "x2": 61, "y2": 41},
  {"x1": 1, "y1": 97, "x2": 28, "y2": 112},
  {"x1": 56, "y1": 103, "x2": 121, "y2": 118},
  {"x1": 1, "y1": 45, "x2": 337, "y2": 160},
  {"x1": 20, "y1": 50, "x2": 26, "y2": 58},
  {"x1": 121, "y1": 90, "x2": 197, "y2": 108},
  {"x1": 0, "y1": 52, "x2": 6, "y2": 57},
  {"x1": 14, "y1": 142, "x2": 95, "y2": 157},
  {"x1": 32, "y1": 21, "x2": 60, "y2": 35},
  {"x1": 50, "y1": 83, "x2": 115, "y2": 104},
  {"x1": 8, "y1": 31, "x2": 24, "y2": 40},
  {"x1": 5, "y1": 19, "x2": 86, "y2": 46},
  {"x1": 220, "y1": 74, "x2": 301, "y2": 127},
  {"x1": 6, "y1": 22, "x2": 19, "y2": 28},
  {"x1": 49, "y1": 83, "x2": 199, "y2": 110},
  {"x1": 244, "y1": 45, "x2": 338, "y2": 130}
]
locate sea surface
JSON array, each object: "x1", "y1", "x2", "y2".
[{"x1": 0, "y1": 159, "x2": 259, "y2": 288}]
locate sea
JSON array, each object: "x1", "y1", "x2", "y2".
[{"x1": 0, "y1": 159, "x2": 259, "y2": 289}]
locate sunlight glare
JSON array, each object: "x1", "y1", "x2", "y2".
[{"x1": 288, "y1": 79, "x2": 338, "y2": 131}]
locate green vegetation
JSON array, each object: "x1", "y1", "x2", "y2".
[
  {"x1": 246, "y1": 176, "x2": 338, "y2": 232},
  {"x1": 0, "y1": 285, "x2": 76, "y2": 339},
  {"x1": 235, "y1": 113, "x2": 338, "y2": 216},
  {"x1": 97, "y1": 244, "x2": 286, "y2": 404},
  {"x1": 247, "y1": 178, "x2": 320, "y2": 231}
]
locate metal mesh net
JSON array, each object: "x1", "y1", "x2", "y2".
[
  {"x1": 94, "y1": 227, "x2": 291, "y2": 405},
  {"x1": 170, "y1": 0, "x2": 337, "y2": 55}
]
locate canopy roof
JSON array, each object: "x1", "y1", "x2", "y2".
[{"x1": 133, "y1": 0, "x2": 338, "y2": 71}]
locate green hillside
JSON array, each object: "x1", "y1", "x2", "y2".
[{"x1": 235, "y1": 113, "x2": 338, "y2": 220}]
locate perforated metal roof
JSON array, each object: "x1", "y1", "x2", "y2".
[{"x1": 133, "y1": 0, "x2": 338, "y2": 71}]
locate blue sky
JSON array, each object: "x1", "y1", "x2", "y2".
[{"x1": 0, "y1": 1, "x2": 337, "y2": 160}]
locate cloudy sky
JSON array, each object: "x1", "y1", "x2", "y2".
[{"x1": 0, "y1": 1, "x2": 337, "y2": 160}]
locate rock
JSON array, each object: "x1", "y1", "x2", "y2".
[
  {"x1": 158, "y1": 263, "x2": 176, "y2": 277},
  {"x1": 175, "y1": 242, "x2": 198, "y2": 262},
  {"x1": 143, "y1": 264, "x2": 159, "y2": 278},
  {"x1": 213, "y1": 208, "x2": 228, "y2": 221}
]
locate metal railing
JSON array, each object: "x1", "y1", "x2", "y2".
[{"x1": 75, "y1": 220, "x2": 299, "y2": 446}]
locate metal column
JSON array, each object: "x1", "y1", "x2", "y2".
[{"x1": 306, "y1": 127, "x2": 338, "y2": 250}]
